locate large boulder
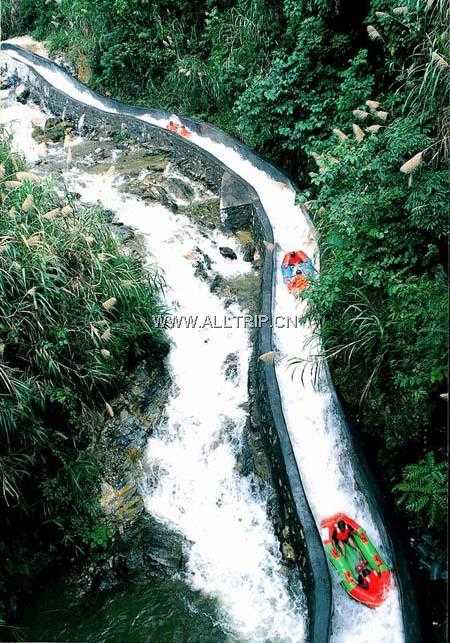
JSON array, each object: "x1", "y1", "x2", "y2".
[{"x1": 219, "y1": 246, "x2": 237, "y2": 260}]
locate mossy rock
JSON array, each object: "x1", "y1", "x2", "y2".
[
  {"x1": 92, "y1": 152, "x2": 169, "y2": 177},
  {"x1": 185, "y1": 198, "x2": 221, "y2": 229},
  {"x1": 235, "y1": 230, "x2": 254, "y2": 245},
  {"x1": 32, "y1": 119, "x2": 74, "y2": 143},
  {"x1": 226, "y1": 271, "x2": 261, "y2": 313}
]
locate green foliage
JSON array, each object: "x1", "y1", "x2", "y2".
[
  {"x1": 234, "y1": 15, "x2": 363, "y2": 177},
  {"x1": 367, "y1": 0, "x2": 450, "y2": 158},
  {"x1": 3, "y1": 1, "x2": 280, "y2": 128},
  {"x1": 0, "y1": 0, "x2": 16, "y2": 39},
  {"x1": 0, "y1": 134, "x2": 167, "y2": 615},
  {"x1": 394, "y1": 452, "x2": 447, "y2": 528},
  {"x1": 299, "y1": 0, "x2": 447, "y2": 535}
]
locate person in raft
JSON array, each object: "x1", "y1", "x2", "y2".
[
  {"x1": 178, "y1": 124, "x2": 191, "y2": 138},
  {"x1": 332, "y1": 519, "x2": 357, "y2": 554},
  {"x1": 166, "y1": 120, "x2": 179, "y2": 133},
  {"x1": 286, "y1": 250, "x2": 309, "y2": 266},
  {"x1": 356, "y1": 560, "x2": 371, "y2": 588},
  {"x1": 288, "y1": 269, "x2": 309, "y2": 293}
]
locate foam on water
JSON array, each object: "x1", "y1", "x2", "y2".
[
  {"x1": 0, "y1": 50, "x2": 406, "y2": 642},
  {"x1": 1, "y1": 46, "x2": 116, "y2": 112},
  {"x1": 63, "y1": 170, "x2": 307, "y2": 643},
  {"x1": 0, "y1": 93, "x2": 48, "y2": 162}
]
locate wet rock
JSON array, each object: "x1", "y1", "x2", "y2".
[
  {"x1": 185, "y1": 198, "x2": 221, "y2": 229},
  {"x1": 79, "y1": 512, "x2": 185, "y2": 595},
  {"x1": 193, "y1": 247, "x2": 212, "y2": 281},
  {"x1": 33, "y1": 119, "x2": 74, "y2": 143},
  {"x1": 224, "y1": 352, "x2": 239, "y2": 381},
  {"x1": 101, "y1": 208, "x2": 116, "y2": 223},
  {"x1": 243, "y1": 244, "x2": 256, "y2": 262},
  {"x1": 210, "y1": 274, "x2": 227, "y2": 295},
  {"x1": 94, "y1": 146, "x2": 110, "y2": 161},
  {"x1": 130, "y1": 151, "x2": 169, "y2": 174},
  {"x1": 15, "y1": 83, "x2": 30, "y2": 103},
  {"x1": 235, "y1": 230, "x2": 253, "y2": 245},
  {"x1": 75, "y1": 359, "x2": 174, "y2": 594},
  {"x1": 235, "y1": 231, "x2": 256, "y2": 263},
  {"x1": 98, "y1": 361, "x2": 170, "y2": 503},
  {"x1": 226, "y1": 272, "x2": 261, "y2": 313},
  {"x1": 219, "y1": 246, "x2": 237, "y2": 260},
  {"x1": 70, "y1": 139, "x2": 117, "y2": 162},
  {"x1": 115, "y1": 417, "x2": 145, "y2": 448},
  {"x1": 236, "y1": 419, "x2": 272, "y2": 485},
  {"x1": 164, "y1": 176, "x2": 195, "y2": 203},
  {"x1": 144, "y1": 185, "x2": 176, "y2": 209},
  {"x1": 281, "y1": 541, "x2": 296, "y2": 563},
  {"x1": 105, "y1": 148, "x2": 169, "y2": 177},
  {"x1": 119, "y1": 514, "x2": 185, "y2": 581},
  {"x1": 221, "y1": 203, "x2": 253, "y2": 233},
  {"x1": 0, "y1": 75, "x2": 14, "y2": 90}
]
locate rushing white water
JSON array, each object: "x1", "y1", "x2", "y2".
[
  {"x1": 0, "y1": 90, "x2": 48, "y2": 162},
  {"x1": 69, "y1": 171, "x2": 307, "y2": 643},
  {"x1": 174, "y1": 126, "x2": 405, "y2": 643},
  {"x1": 0, "y1": 94, "x2": 307, "y2": 642},
  {"x1": 0, "y1": 47, "x2": 406, "y2": 642}
]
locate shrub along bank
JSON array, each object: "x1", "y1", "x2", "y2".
[{"x1": 0, "y1": 133, "x2": 167, "y2": 635}]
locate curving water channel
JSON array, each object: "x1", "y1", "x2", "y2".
[{"x1": 1, "y1": 42, "x2": 408, "y2": 643}]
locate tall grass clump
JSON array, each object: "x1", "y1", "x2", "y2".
[{"x1": 0, "y1": 131, "x2": 167, "y2": 629}]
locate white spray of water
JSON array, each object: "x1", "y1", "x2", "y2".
[
  {"x1": 0, "y1": 93, "x2": 48, "y2": 163},
  {"x1": 77, "y1": 112, "x2": 86, "y2": 134},
  {"x1": 1, "y1": 46, "x2": 116, "y2": 112},
  {"x1": 65, "y1": 169, "x2": 307, "y2": 643},
  {"x1": 0, "y1": 51, "x2": 406, "y2": 642}
]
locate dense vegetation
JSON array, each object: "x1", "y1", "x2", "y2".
[
  {"x1": 1, "y1": 0, "x2": 448, "y2": 637},
  {"x1": 0, "y1": 135, "x2": 167, "y2": 635},
  {"x1": 302, "y1": 0, "x2": 448, "y2": 534}
]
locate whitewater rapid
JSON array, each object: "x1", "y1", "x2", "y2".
[
  {"x1": 70, "y1": 171, "x2": 308, "y2": 643},
  {"x1": 1, "y1": 43, "x2": 405, "y2": 643},
  {"x1": 170, "y1": 125, "x2": 404, "y2": 643},
  {"x1": 0, "y1": 95, "x2": 307, "y2": 641}
]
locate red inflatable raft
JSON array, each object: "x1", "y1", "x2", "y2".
[
  {"x1": 281, "y1": 250, "x2": 315, "y2": 294},
  {"x1": 321, "y1": 513, "x2": 391, "y2": 608}
]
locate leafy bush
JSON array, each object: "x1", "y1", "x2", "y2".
[
  {"x1": 300, "y1": 0, "x2": 448, "y2": 533},
  {"x1": 234, "y1": 16, "x2": 361, "y2": 177},
  {"x1": 394, "y1": 451, "x2": 447, "y2": 528}
]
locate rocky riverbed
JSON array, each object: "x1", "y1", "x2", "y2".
[{"x1": 1, "y1": 82, "x2": 301, "y2": 640}]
